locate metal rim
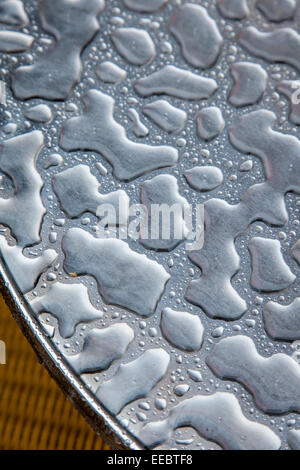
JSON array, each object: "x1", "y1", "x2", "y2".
[{"x1": 0, "y1": 256, "x2": 143, "y2": 451}]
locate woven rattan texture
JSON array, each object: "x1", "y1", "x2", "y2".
[{"x1": 0, "y1": 294, "x2": 110, "y2": 450}]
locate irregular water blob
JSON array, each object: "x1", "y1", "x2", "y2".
[
  {"x1": 3, "y1": 123, "x2": 17, "y2": 135},
  {"x1": 24, "y1": 104, "x2": 53, "y2": 123},
  {"x1": 287, "y1": 429, "x2": 300, "y2": 450},
  {"x1": 256, "y1": 0, "x2": 296, "y2": 22},
  {"x1": 174, "y1": 384, "x2": 190, "y2": 397},
  {"x1": 186, "y1": 110, "x2": 300, "y2": 320},
  {"x1": 187, "y1": 369, "x2": 202, "y2": 382},
  {"x1": 122, "y1": 0, "x2": 168, "y2": 12},
  {"x1": 142, "y1": 100, "x2": 187, "y2": 134},
  {"x1": 155, "y1": 397, "x2": 167, "y2": 410},
  {"x1": 127, "y1": 108, "x2": 149, "y2": 138},
  {"x1": 139, "y1": 402, "x2": 150, "y2": 411},
  {"x1": 0, "y1": 30, "x2": 33, "y2": 52},
  {"x1": 66, "y1": 324, "x2": 134, "y2": 374},
  {"x1": 185, "y1": 166, "x2": 223, "y2": 192},
  {"x1": 277, "y1": 81, "x2": 300, "y2": 125},
  {"x1": 239, "y1": 27, "x2": 300, "y2": 73},
  {"x1": 60, "y1": 90, "x2": 178, "y2": 181},
  {"x1": 161, "y1": 307, "x2": 204, "y2": 352},
  {"x1": 96, "y1": 349, "x2": 170, "y2": 415},
  {"x1": 63, "y1": 228, "x2": 170, "y2": 317},
  {"x1": 185, "y1": 197, "x2": 249, "y2": 321},
  {"x1": 169, "y1": 3, "x2": 223, "y2": 69},
  {"x1": 228, "y1": 110, "x2": 300, "y2": 226},
  {"x1": 134, "y1": 65, "x2": 218, "y2": 101},
  {"x1": 12, "y1": 0, "x2": 105, "y2": 100},
  {"x1": 207, "y1": 335, "x2": 300, "y2": 414},
  {"x1": 53, "y1": 165, "x2": 130, "y2": 225},
  {"x1": 239, "y1": 160, "x2": 253, "y2": 172},
  {"x1": 195, "y1": 107, "x2": 225, "y2": 141},
  {"x1": 248, "y1": 237, "x2": 295, "y2": 292},
  {"x1": 263, "y1": 298, "x2": 300, "y2": 341},
  {"x1": 292, "y1": 240, "x2": 300, "y2": 265},
  {"x1": 217, "y1": 0, "x2": 249, "y2": 19},
  {"x1": 229, "y1": 62, "x2": 267, "y2": 107},
  {"x1": 0, "y1": 131, "x2": 46, "y2": 247},
  {"x1": 140, "y1": 175, "x2": 188, "y2": 251},
  {"x1": 0, "y1": 236, "x2": 57, "y2": 293},
  {"x1": 30, "y1": 282, "x2": 103, "y2": 338},
  {"x1": 212, "y1": 326, "x2": 224, "y2": 338},
  {"x1": 0, "y1": 0, "x2": 28, "y2": 26},
  {"x1": 95, "y1": 161, "x2": 108, "y2": 177},
  {"x1": 138, "y1": 392, "x2": 280, "y2": 450},
  {"x1": 95, "y1": 61, "x2": 127, "y2": 84},
  {"x1": 43, "y1": 153, "x2": 64, "y2": 169},
  {"x1": 111, "y1": 28, "x2": 156, "y2": 66}
]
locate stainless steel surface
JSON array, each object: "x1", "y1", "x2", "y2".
[{"x1": 0, "y1": 0, "x2": 300, "y2": 450}]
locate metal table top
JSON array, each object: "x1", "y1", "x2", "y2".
[{"x1": 0, "y1": 0, "x2": 300, "y2": 450}]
